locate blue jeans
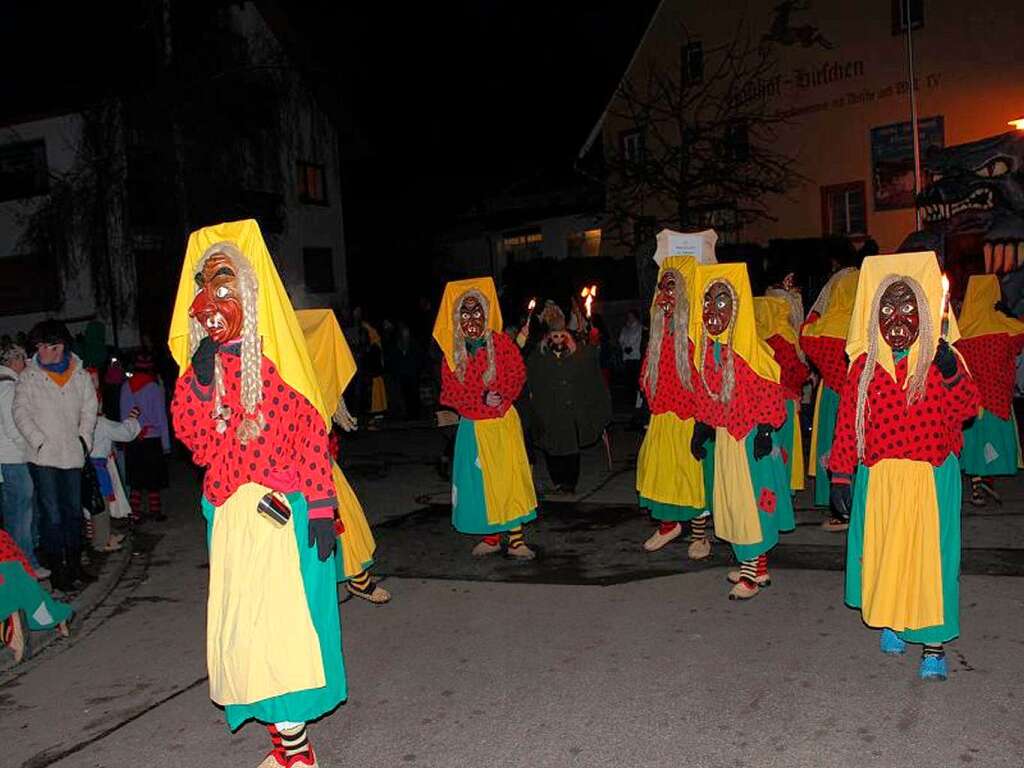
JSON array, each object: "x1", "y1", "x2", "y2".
[
  {"x1": 1, "y1": 463, "x2": 39, "y2": 568},
  {"x1": 28, "y1": 464, "x2": 82, "y2": 568}
]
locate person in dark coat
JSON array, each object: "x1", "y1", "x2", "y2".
[{"x1": 527, "y1": 302, "x2": 612, "y2": 494}]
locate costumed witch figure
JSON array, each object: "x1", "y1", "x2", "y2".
[
  {"x1": 689, "y1": 263, "x2": 795, "y2": 599},
  {"x1": 0, "y1": 529, "x2": 71, "y2": 664},
  {"x1": 800, "y1": 267, "x2": 859, "y2": 530},
  {"x1": 636, "y1": 256, "x2": 715, "y2": 559},
  {"x1": 955, "y1": 275, "x2": 1024, "y2": 505},
  {"x1": 830, "y1": 252, "x2": 980, "y2": 681},
  {"x1": 169, "y1": 220, "x2": 345, "y2": 768},
  {"x1": 526, "y1": 301, "x2": 612, "y2": 496},
  {"x1": 296, "y1": 308, "x2": 390, "y2": 603},
  {"x1": 754, "y1": 295, "x2": 809, "y2": 493},
  {"x1": 434, "y1": 278, "x2": 539, "y2": 559}
]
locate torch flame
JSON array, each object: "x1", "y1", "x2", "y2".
[
  {"x1": 1009, "y1": 118, "x2": 1024, "y2": 130},
  {"x1": 527, "y1": 298, "x2": 537, "y2": 311},
  {"x1": 580, "y1": 287, "x2": 589, "y2": 298}
]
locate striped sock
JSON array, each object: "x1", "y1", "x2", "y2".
[
  {"x1": 482, "y1": 533, "x2": 501, "y2": 547},
  {"x1": 922, "y1": 644, "x2": 944, "y2": 659},
  {"x1": 690, "y1": 517, "x2": 707, "y2": 541},
  {"x1": 129, "y1": 490, "x2": 142, "y2": 522},
  {"x1": 349, "y1": 569, "x2": 373, "y2": 593},
  {"x1": 755, "y1": 553, "x2": 768, "y2": 579},
  {"x1": 148, "y1": 491, "x2": 162, "y2": 518},
  {"x1": 507, "y1": 528, "x2": 526, "y2": 550},
  {"x1": 267, "y1": 723, "x2": 283, "y2": 749},
  {"x1": 278, "y1": 723, "x2": 310, "y2": 758},
  {"x1": 739, "y1": 558, "x2": 757, "y2": 584}
]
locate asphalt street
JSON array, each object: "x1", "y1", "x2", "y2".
[{"x1": 2, "y1": 423, "x2": 1023, "y2": 768}]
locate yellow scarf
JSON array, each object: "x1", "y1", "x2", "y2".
[
  {"x1": 432, "y1": 277, "x2": 503, "y2": 372},
  {"x1": 802, "y1": 269, "x2": 860, "y2": 340},
  {"x1": 167, "y1": 219, "x2": 332, "y2": 427},
  {"x1": 690, "y1": 262, "x2": 781, "y2": 383},
  {"x1": 295, "y1": 309, "x2": 357, "y2": 410},
  {"x1": 754, "y1": 296, "x2": 798, "y2": 345},
  {"x1": 957, "y1": 274, "x2": 1024, "y2": 339},
  {"x1": 846, "y1": 251, "x2": 960, "y2": 382}
]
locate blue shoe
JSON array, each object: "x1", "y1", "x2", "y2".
[
  {"x1": 919, "y1": 655, "x2": 948, "y2": 681},
  {"x1": 880, "y1": 628, "x2": 906, "y2": 655}
]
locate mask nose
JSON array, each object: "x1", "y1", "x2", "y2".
[{"x1": 189, "y1": 288, "x2": 212, "y2": 319}]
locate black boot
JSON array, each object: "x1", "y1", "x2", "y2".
[{"x1": 49, "y1": 561, "x2": 72, "y2": 593}]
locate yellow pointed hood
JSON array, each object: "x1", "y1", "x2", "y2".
[
  {"x1": 690, "y1": 262, "x2": 780, "y2": 383},
  {"x1": 846, "y1": 251, "x2": 959, "y2": 382},
  {"x1": 432, "y1": 277, "x2": 503, "y2": 372},
  {"x1": 296, "y1": 309, "x2": 357, "y2": 412},
  {"x1": 803, "y1": 268, "x2": 859, "y2": 340},
  {"x1": 167, "y1": 219, "x2": 332, "y2": 427},
  {"x1": 958, "y1": 274, "x2": 1024, "y2": 339},
  {"x1": 754, "y1": 296, "x2": 798, "y2": 346}
]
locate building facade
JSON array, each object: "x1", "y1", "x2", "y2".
[
  {"x1": 588, "y1": 0, "x2": 1024, "y2": 259},
  {"x1": 0, "y1": 1, "x2": 347, "y2": 349}
]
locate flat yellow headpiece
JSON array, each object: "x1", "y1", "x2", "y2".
[
  {"x1": 432, "y1": 277, "x2": 503, "y2": 372},
  {"x1": 754, "y1": 296, "x2": 798, "y2": 346},
  {"x1": 167, "y1": 219, "x2": 332, "y2": 427},
  {"x1": 296, "y1": 309, "x2": 357, "y2": 411},
  {"x1": 958, "y1": 274, "x2": 1024, "y2": 339},
  {"x1": 803, "y1": 268, "x2": 860, "y2": 340}
]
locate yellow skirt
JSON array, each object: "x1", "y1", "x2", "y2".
[
  {"x1": 332, "y1": 463, "x2": 376, "y2": 578},
  {"x1": 636, "y1": 411, "x2": 705, "y2": 509},
  {"x1": 788, "y1": 400, "x2": 805, "y2": 491},
  {"x1": 807, "y1": 386, "x2": 823, "y2": 478},
  {"x1": 370, "y1": 376, "x2": 388, "y2": 414},
  {"x1": 477, "y1": 408, "x2": 538, "y2": 527},
  {"x1": 712, "y1": 428, "x2": 762, "y2": 546},
  {"x1": 206, "y1": 483, "x2": 325, "y2": 705},
  {"x1": 859, "y1": 459, "x2": 944, "y2": 632}
]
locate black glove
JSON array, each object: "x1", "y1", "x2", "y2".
[
  {"x1": 308, "y1": 517, "x2": 337, "y2": 562},
  {"x1": 752, "y1": 423, "x2": 773, "y2": 461},
  {"x1": 192, "y1": 336, "x2": 220, "y2": 386},
  {"x1": 994, "y1": 300, "x2": 1014, "y2": 317},
  {"x1": 830, "y1": 481, "x2": 852, "y2": 521},
  {"x1": 690, "y1": 421, "x2": 715, "y2": 461},
  {"x1": 933, "y1": 338, "x2": 957, "y2": 379}
]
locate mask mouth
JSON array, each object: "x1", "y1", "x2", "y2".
[{"x1": 705, "y1": 315, "x2": 727, "y2": 335}]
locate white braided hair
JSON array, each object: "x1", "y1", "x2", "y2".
[
  {"x1": 854, "y1": 275, "x2": 935, "y2": 460},
  {"x1": 450, "y1": 289, "x2": 496, "y2": 385},
  {"x1": 643, "y1": 267, "x2": 693, "y2": 399},
  {"x1": 188, "y1": 242, "x2": 264, "y2": 445}
]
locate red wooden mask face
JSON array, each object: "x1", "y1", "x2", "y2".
[
  {"x1": 459, "y1": 296, "x2": 485, "y2": 340},
  {"x1": 702, "y1": 281, "x2": 733, "y2": 336},
  {"x1": 656, "y1": 272, "x2": 678, "y2": 316},
  {"x1": 189, "y1": 252, "x2": 244, "y2": 343},
  {"x1": 878, "y1": 280, "x2": 919, "y2": 351}
]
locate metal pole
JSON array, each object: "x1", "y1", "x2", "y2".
[{"x1": 904, "y1": 0, "x2": 923, "y2": 230}]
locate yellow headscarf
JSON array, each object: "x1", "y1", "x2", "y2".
[
  {"x1": 754, "y1": 296, "x2": 798, "y2": 346},
  {"x1": 690, "y1": 262, "x2": 780, "y2": 383},
  {"x1": 651, "y1": 256, "x2": 698, "y2": 315},
  {"x1": 845, "y1": 251, "x2": 960, "y2": 382},
  {"x1": 167, "y1": 219, "x2": 332, "y2": 427},
  {"x1": 295, "y1": 309, "x2": 357, "y2": 411},
  {"x1": 958, "y1": 274, "x2": 1024, "y2": 339},
  {"x1": 432, "y1": 277, "x2": 503, "y2": 372},
  {"x1": 802, "y1": 268, "x2": 860, "y2": 339}
]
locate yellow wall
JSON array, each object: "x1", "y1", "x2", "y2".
[{"x1": 604, "y1": 0, "x2": 1024, "y2": 252}]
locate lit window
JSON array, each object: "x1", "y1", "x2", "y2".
[
  {"x1": 821, "y1": 182, "x2": 867, "y2": 237},
  {"x1": 502, "y1": 228, "x2": 543, "y2": 263},
  {"x1": 303, "y1": 247, "x2": 335, "y2": 293},
  {"x1": 567, "y1": 228, "x2": 602, "y2": 258},
  {"x1": 297, "y1": 162, "x2": 327, "y2": 205},
  {"x1": 619, "y1": 129, "x2": 645, "y2": 163},
  {"x1": 892, "y1": 0, "x2": 924, "y2": 34}
]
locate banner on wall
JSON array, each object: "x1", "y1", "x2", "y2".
[{"x1": 870, "y1": 116, "x2": 945, "y2": 211}]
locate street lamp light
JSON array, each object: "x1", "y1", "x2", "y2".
[{"x1": 1009, "y1": 118, "x2": 1024, "y2": 130}]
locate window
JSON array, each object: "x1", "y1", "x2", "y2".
[
  {"x1": 681, "y1": 41, "x2": 704, "y2": 85},
  {"x1": 724, "y1": 121, "x2": 750, "y2": 162},
  {"x1": 0, "y1": 139, "x2": 48, "y2": 203},
  {"x1": 821, "y1": 182, "x2": 867, "y2": 237},
  {"x1": 566, "y1": 228, "x2": 602, "y2": 259},
  {"x1": 619, "y1": 129, "x2": 645, "y2": 163},
  {"x1": 892, "y1": 0, "x2": 924, "y2": 34},
  {"x1": 502, "y1": 228, "x2": 544, "y2": 263},
  {"x1": 297, "y1": 162, "x2": 327, "y2": 205},
  {"x1": 303, "y1": 247, "x2": 336, "y2": 293}
]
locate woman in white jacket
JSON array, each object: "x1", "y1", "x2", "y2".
[{"x1": 13, "y1": 322, "x2": 98, "y2": 593}]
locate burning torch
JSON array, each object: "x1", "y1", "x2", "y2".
[{"x1": 940, "y1": 274, "x2": 950, "y2": 339}]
